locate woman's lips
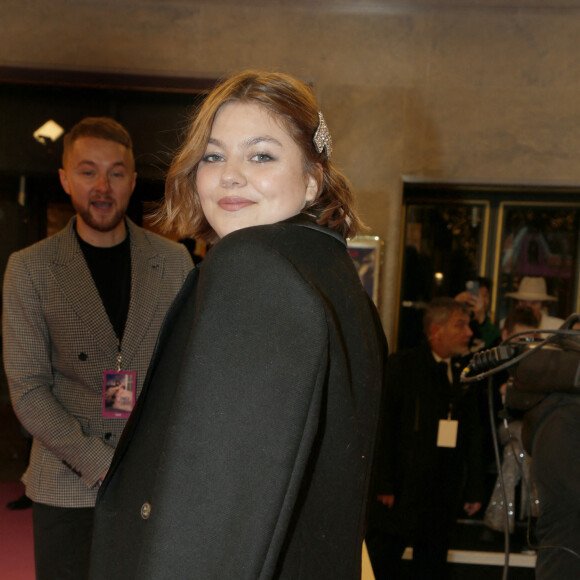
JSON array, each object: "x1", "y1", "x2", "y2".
[{"x1": 218, "y1": 197, "x2": 255, "y2": 212}]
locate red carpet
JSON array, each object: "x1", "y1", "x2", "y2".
[{"x1": 0, "y1": 481, "x2": 34, "y2": 580}]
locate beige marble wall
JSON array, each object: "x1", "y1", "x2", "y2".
[{"x1": 3, "y1": 0, "x2": 580, "y2": 342}]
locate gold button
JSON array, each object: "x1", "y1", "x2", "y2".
[{"x1": 141, "y1": 502, "x2": 152, "y2": 520}]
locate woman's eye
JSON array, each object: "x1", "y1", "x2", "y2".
[
  {"x1": 252, "y1": 153, "x2": 274, "y2": 162},
  {"x1": 201, "y1": 153, "x2": 223, "y2": 163}
]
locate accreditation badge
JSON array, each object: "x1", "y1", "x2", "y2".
[
  {"x1": 437, "y1": 418, "x2": 458, "y2": 448},
  {"x1": 102, "y1": 370, "x2": 136, "y2": 418}
]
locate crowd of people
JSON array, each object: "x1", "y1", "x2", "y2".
[
  {"x1": 365, "y1": 274, "x2": 578, "y2": 579},
  {"x1": 2, "y1": 68, "x2": 578, "y2": 580}
]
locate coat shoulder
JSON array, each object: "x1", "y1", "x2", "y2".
[
  {"x1": 211, "y1": 219, "x2": 345, "y2": 265},
  {"x1": 128, "y1": 222, "x2": 190, "y2": 258},
  {"x1": 7, "y1": 223, "x2": 72, "y2": 272}
]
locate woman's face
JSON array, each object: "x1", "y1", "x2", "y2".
[{"x1": 196, "y1": 102, "x2": 319, "y2": 239}]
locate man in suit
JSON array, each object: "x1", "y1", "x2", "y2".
[
  {"x1": 2, "y1": 117, "x2": 193, "y2": 580},
  {"x1": 367, "y1": 297, "x2": 484, "y2": 579}
]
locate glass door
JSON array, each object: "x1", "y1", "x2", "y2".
[{"x1": 397, "y1": 200, "x2": 490, "y2": 350}]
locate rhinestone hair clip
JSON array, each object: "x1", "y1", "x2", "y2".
[{"x1": 313, "y1": 112, "x2": 333, "y2": 159}]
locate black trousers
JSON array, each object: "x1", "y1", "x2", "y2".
[
  {"x1": 367, "y1": 470, "x2": 460, "y2": 579},
  {"x1": 366, "y1": 530, "x2": 450, "y2": 580},
  {"x1": 33, "y1": 502, "x2": 94, "y2": 580}
]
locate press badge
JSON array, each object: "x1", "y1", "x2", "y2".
[
  {"x1": 102, "y1": 370, "x2": 136, "y2": 418},
  {"x1": 437, "y1": 416, "x2": 458, "y2": 448}
]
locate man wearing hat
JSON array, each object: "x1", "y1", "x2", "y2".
[{"x1": 504, "y1": 276, "x2": 564, "y2": 330}]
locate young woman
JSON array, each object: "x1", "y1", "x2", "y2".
[{"x1": 90, "y1": 70, "x2": 387, "y2": 580}]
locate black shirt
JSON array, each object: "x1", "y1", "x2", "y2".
[{"x1": 77, "y1": 230, "x2": 131, "y2": 343}]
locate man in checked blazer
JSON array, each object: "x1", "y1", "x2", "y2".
[{"x1": 2, "y1": 117, "x2": 193, "y2": 580}]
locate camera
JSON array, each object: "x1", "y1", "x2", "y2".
[{"x1": 462, "y1": 314, "x2": 580, "y2": 395}]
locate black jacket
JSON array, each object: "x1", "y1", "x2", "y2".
[
  {"x1": 369, "y1": 341, "x2": 483, "y2": 536},
  {"x1": 90, "y1": 215, "x2": 388, "y2": 580}
]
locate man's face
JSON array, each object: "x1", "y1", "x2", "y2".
[
  {"x1": 431, "y1": 309, "x2": 473, "y2": 358},
  {"x1": 59, "y1": 136, "x2": 136, "y2": 246},
  {"x1": 478, "y1": 285, "x2": 490, "y2": 313},
  {"x1": 517, "y1": 299, "x2": 542, "y2": 320}
]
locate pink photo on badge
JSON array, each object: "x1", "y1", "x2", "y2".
[{"x1": 102, "y1": 370, "x2": 136, "y2": 418}]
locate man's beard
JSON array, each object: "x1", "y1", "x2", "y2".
[{"x1": 75, "y1": 201, "x2": 127, "y2": 233}]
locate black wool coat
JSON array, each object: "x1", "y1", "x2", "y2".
[
  {"x1": 368, "y1": 341, "x2": 483, "y2": 539},
  {"x1": 89, "y1": 215, "x2": 388, "y2": 580}
]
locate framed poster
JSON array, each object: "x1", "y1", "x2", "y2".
[
  {"x1": 493, "y1": 201, "x2": 580, "y2": 323},
  {"x1": 347, "y1": 235, "x2": 383, "y2": 307}
]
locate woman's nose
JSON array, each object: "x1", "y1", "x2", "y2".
[{"x1": 220, "y1": 160, "x2": 246, "y2": 188}]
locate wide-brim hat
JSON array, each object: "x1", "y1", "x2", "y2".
[{"x1": 505, "y1": 276, "x2": 557, "y2": 302}]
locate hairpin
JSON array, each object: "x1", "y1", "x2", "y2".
[{"x1": 313, "y1": 112, "x2": 333, "y2": 159}]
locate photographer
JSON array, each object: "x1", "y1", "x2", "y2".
[{"x1": 521, "y1": 322, "x2": 580, "y2": 579}]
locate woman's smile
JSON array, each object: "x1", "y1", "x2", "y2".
[{"x1": 217, "y1": 196, "x2": 257, "y2": 212}]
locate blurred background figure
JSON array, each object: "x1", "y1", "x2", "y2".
[
  {"x1": 518, "y1": 315, "x2": 580, "y2": 579},
  {"x1": 504, "y1": 276, "x2": 564, "y2": 330},
  {"x1": 367, "y1": 297, "x2": 483, "y2": 580},
  {"x1": 455, "y1": 276, "x2": 501, "y2": 350}
]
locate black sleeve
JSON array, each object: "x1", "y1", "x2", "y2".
[{"x1": 139, "y1": 236, "x2": 331, "y2": 579}]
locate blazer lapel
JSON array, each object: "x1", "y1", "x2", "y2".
[
  {"x1": 49, "y1": 218, "x2": 118, "y2": 361},
  {"x1": 118, "y1": 220, "x2": 165, "y2": 368}
]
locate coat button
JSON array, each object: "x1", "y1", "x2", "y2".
[
  {"x1": 78, "y1": 352, "x2": 88, "y2": 361},
  {"x1": 141, "y1": 502, "x2": 152, "y2": 520},
  {"x1": 104, "y1": 433, "x2": 112, "y2": 441}
]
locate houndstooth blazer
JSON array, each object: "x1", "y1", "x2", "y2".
[{"x1": 2, "y1": 216, "x2": 193, "y2": 508}]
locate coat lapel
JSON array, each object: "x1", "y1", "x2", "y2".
[
  {"x1": 49, "y1": 218, "x2": 118, "y2": 361},
  {"x1": 117, "y1": 219, "x2": 165, "y2": 368},
  {"x1": 49, "y1": 217, "x2": 169, "y2": 368}
]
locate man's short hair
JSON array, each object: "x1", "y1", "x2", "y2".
[
  {"x1": 423, "y1": 297, "x2": 470, "y2": 338},
  {"x1": 62, "y1": 117, "x2": 133, "y2": 166}
]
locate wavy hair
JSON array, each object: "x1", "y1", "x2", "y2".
[{"x1": 154, "y1": 70, "x2": 363, "y2": 243}]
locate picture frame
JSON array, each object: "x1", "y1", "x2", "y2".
[
  {"x1": 492, "y1": 201, "x2": 580, "y2": 323},
  {"x1": 347, "y1": 235, "x2": 383, "y2": 307}
]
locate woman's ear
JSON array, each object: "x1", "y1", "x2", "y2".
[{"x1": 305, "y1": 163, "x2": 323, "y2": 202}]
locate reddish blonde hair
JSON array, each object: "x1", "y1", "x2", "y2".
[{"x1": 154, "y1": 70, "x2": 362, "y2": 243}]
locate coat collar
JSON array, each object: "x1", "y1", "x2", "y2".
[{"x1": 283, "y1": 214, "x2": 347, "y2": 247}]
